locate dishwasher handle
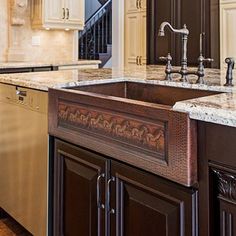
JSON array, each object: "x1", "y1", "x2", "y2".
[{"x1": 16, "y1": 90, "x2": 27, "y2": 97}]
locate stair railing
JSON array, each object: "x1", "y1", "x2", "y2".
[{"x1": 79, "y1": 0, "x2": 112, "y2": 60}]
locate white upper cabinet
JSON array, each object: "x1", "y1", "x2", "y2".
[
  {"x1": 31, "y1": 0, "x2": 84, "y2": 30},
  {"x1": 220, "y1": 0, "x2": 236, "y2": 68},
  {"x1": 125, "y1": 0, "x2": 147, "y2": 67},
  {"x1": 66, "y1": 0, "x2": 84, "y2": 27},
  {"x1": 45, "y1": 0, "x2": 65, "y2": 24}
]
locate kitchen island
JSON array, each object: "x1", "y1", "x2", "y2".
[{"x1": 0, "y1": 66, "x2": 236, "y2": 235}]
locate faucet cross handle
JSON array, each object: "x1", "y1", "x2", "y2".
[
  {"x1": 196, "y1": 55, "x2": 214, "y2": 84},
  {"x1": 159, "y1": 53, "x2": 173, "y2": 81}
]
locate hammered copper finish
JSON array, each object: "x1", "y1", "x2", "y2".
[{"x1": 58, "y1": 101, "x2": 166, "y2": 160}]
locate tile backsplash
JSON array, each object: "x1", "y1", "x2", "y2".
[{"x1": 0, "y1": 0, "x2": 77, "y2": 62}]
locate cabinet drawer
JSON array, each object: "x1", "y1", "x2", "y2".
[{"x1": 204, "y1": 123, "x2": 236, "y2": 168}]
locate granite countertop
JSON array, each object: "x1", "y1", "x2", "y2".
[
  {"x1": 0, "y1": 60, "x2": 101, "y2": 69},
  {"x1": 0, "y1": 65, "x2": 236, "y2": 127}
]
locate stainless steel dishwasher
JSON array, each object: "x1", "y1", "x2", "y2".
[{"x1": 0, "y1": 83, "x2": 48, "y2": 236}]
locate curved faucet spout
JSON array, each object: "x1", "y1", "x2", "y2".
[{"x1": 158, "y1": 22, "x2": 189, "y2": 37}]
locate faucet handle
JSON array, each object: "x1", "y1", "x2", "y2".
[
  {"x1": 159, "y1": 53, "x2": 173, "y2": 81},
  {"x1": 196, "y1": 56, "x2": 214, "y2": 84},
  {"x1": 159, "y1": 53, "x2": 172, "y2": 63},
  {"x1": 203, "y1": 58, "x2": 214, "y2": 63},
  {"x1": 198, "y1": 55, "x2": 214, "y2": 63}
]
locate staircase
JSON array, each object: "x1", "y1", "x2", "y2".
[{"x1": 79, "y1": 0, "x2": 112, "y2": 67}]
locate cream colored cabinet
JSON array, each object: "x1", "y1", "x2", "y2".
[
  {"x1": 220, "y1": 0, "x2": 236, "y2": 68},
  {"x1": 125, "y1": 0, "x2": 146, "y2": 67},
  {"x1": 31, "y1": 0, "x2": 84, "y2": 30},
  {"x1": 45, "y1": 0, "x2": 64, "y2": 24}
]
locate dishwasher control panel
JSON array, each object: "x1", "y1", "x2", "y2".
[{"x1": 0, "y1": 83, "x2": 48, "y2": 114}]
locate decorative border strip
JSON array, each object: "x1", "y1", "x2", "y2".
[{"x1": 58, "y1": 102, "x2": 166, "y2": 157}]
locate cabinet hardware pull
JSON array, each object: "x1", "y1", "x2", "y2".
[
  {"x1": 66, "y1": 8, "x2": 69, "y2": 20},
  {"x1": 16, "y1": 90, "x2": 27, "y2": 97},
  {"x1": 62, "y1": 8, "x2": 65, "y2": 19},
  {"x1": 136, "y1": 0, "x2": 139, "y2": 9},
  {"x1": 139, "y1": 0, "x2": 142, "y2": 9},
  {"x1": 106, "y1": 176, "x2": 115, "y2": 214},
  {"x1": 139, "y1": 56, "x2": 142, "y2": 65},
  {"x1": 136, "y1": 56, "x2": 139, "y2": 65},
  {"x1": 97, "y1": 173, "x2": 105, "y2": 209}
]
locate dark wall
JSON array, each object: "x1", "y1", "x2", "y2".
[{"x1": 147, "y1": 0, "x2": 220, "y2": 68}]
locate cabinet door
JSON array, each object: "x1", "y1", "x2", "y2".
[
  {"x1": 147, "y1": 0, "x2": 220, "y2": 67},
  {"x1": 140, "y1": 10, "x2": 147, "y2": 65},
  {"x1": 53, "y1": 140, "x2": 108, "y2": 236},
  {"x1": 211, "y1": 168, "x2": 236, "y2": 236},
  {"x1": 125, "y1": 11, "x2": 141, "y2": 67},
  {"x1": 220, "y1": 2, "x2": 236, "y2": 68},
  {"x1": 66, "y1": 0, "x2": 84, "y2": 28},
  {"x1": 109, "y1": 161, "x2": 198, "y2": 236},
  {"x1": 45, "y1": 0, "x2": 65, "y2": 24},
  {"x1": 126, "y1": 0, "x2": 140, "y2": 13}
]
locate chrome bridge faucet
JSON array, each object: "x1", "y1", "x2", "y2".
[{"x1": 158, "y1": 22, "x2": 213, "y2": 83}]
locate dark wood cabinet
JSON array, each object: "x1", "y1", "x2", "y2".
[
  {"x1": 198, "y1": 122, "x2": 236, "y2": 236},
  {"x1": 51, "y1": 138, "x2": 197, "y2": 236},
  {"x1": 53, "y1": 140, "x2": 108, "y2": 236},
  {"x1": 211, "y1": 168, "x2": 236, "y2": 236},
  {"x1": 147, "y1": 0, "x2": 220, "y2": 68},
  {"x1": 110, "y1": 160, "x2": 198, "y2": 236}
]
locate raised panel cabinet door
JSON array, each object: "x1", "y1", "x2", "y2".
[
  {"x1": 126, "y1": 0, "x2": 140, "y2": 13},
  {"x1": 140, "y1": 11, "x2": 147, "y2": 65},
  {"x1": 65, "y1": 0, "x2": 84, "y2": 28},
  {"x1": 125, "y1": 11, "x2": 141, "y2": 67},
  {"x1": 109, "y1": 161, "x2": 198, "y2": 236},
  {"x1": 53, "y1": 140, "x2": 108, "y2": 236},
  {"x1": 220, "y1": 2, "x2": 236, "y2": 68},
  {"x1": 45, "y1": 0, "x2": 65, "y2": 24}
]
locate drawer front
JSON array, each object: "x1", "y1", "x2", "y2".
[
  {"x1": 204, "y1": 122, "x2": 236, "y2": 168},
  {"x1": 49, "y1": 88, "x2": 197, "y2": 187}
]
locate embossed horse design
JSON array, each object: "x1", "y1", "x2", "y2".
[{"x1": 146, "y1": 129, "x2": 165, "y2": 151}]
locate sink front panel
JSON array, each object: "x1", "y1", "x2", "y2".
[{"x1": 49, "y1": 88, "x2": 197, "y2": 187}]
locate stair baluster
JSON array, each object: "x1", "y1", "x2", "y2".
[{"x1": 79, "y1": 0, "x2": 112, "y2": 67}]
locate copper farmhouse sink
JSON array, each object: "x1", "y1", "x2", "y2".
[{"x1": 48, "y1": 81, "x2": 220, "y2": 186}]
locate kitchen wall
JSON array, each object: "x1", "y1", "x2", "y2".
[
  {"x1": 0, "y1": 0, "x2": 77, "y2": 62},
  {"x1": 0, "y1": 0, "x2": 8, "y2": 62},
  {"x1": 85, "y1": 0, "x2": 101, "y2": 20}
]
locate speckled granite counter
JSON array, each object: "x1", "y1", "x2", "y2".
[
  {"x1": 0, "y1": 60, "x2": 101, "y2": 69},
  {"x1": 0, "y1": 65, "x2": 236, "y2": 127}
]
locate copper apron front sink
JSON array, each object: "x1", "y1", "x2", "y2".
[{"x1": 48, "y1": 81, "x2": 220, "y2": 186}]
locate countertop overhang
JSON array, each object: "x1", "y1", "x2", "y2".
[
  {"x1": 0, "y1": 65, "x2": 235, "y2": 128},
  {"x1": 0, "y1": 60, "x2": 101, "y2": 69}
]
